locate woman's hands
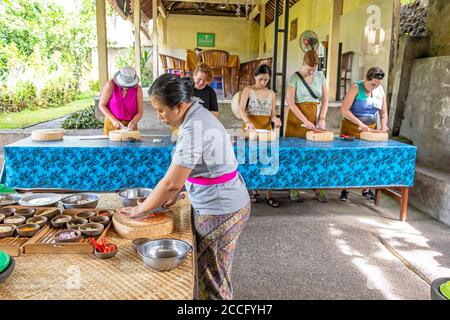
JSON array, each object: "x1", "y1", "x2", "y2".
[
  {"x1": 120, "y1": 206, "x2": 141, "y2": 217},
  {"x1": 302, "y1": 120, "x2": 316, "y2": 130},
  {"x1": 128, "y1": 119, "x2": 139, "y2": 130},
  {"x1": 317, "y1": 119, "x2": 326, "y2": 130},
  {"x1": 162, "y1": 193, "x2": 185, "y2": 208},
  {"x1": 245, "y1": 121, "x2": 256, "y2": 131},
  {"x1": 272, "y1": 117, "x2": 282, "y2": 128}
]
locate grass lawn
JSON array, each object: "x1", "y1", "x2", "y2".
[{"x1": 0, "y1": 94, "x2": 94, "y2": 129}]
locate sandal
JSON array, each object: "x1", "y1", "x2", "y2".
[
  {"x1": 266, "y1": 198, "x2": 280, "y2": 208},
  {"x1": 250, "y1": 192, "x2": 260, "y2": 203}
]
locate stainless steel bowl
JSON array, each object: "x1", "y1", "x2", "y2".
[
  {"x1": 137, "y1": 238, "x2": 191, "y2": 272},
  {"x1": 60, "y1": 193, "x2": 100, "y2": 209},
  {"x1": 118, "y1": 188, "x2": 153, "y2": 207},
  {"x1": 0, "y1": 194, "x2": 22, "y2": 207}
]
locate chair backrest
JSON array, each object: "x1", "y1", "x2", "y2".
[
  {"x1": 159, "y1": 53, "x2": 186, "y2": 74},
  {"x1": 197, "y1": 50, "x2": 230, "y2": 69},
  {"x1": 341, "y1": 51, "x2": 353, "y2": 73},
  {"x1": 239, "y1": 57, "x2": 273, "y2": 84}
]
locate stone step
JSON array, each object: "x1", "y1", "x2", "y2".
[{"x1": 411, "y1": 164, "x2": 450, "y2": 227}]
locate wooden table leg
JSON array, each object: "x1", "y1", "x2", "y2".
[
  {"x1": 375, "y1": 189, "x2": 381, "y2": 206},
  {"x1": 400, "y1": 187, "x2": 409, "y2": 222}
]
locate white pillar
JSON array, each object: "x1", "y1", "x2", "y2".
[
  {"x1": 134, "y1": 0, "x2": 142, "y2": 80},
  {"x1": 152, "y1": 0, "x2": 159, "y2": 80},
  {"x1": 326, "y1": 0, "x2": 343, "y2": 102},
  {"x1": 96, "y1": 0, "x2": 108, "y2": 89}
]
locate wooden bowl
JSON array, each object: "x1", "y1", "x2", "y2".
[
  {"x1": 54, "y1": 229, "x2": 82, "y2": 243},
  {"x1": 26, "y1": 216, "x2": 48, "y2": 228},
  {"x1": 66, "y1": 217, "x2": 88, "y2": 230},
  {"x1": 4, "y1": 215, "x2": 26, "y2": 226},
  {"x1": 89, "y1": 215, "x2": 110, "y2": 226},
  {"x1": 35, "y1": 208, "x2": 60, "y2": 220},
  {"x1": 97, "y1": 210, "x2": 115, "y2": 218},
  {"x1": 0, "y1": 207, "x2": 16, "y2": 218},
  {"x1": 94, "y1": 245, "x2": 118, "y2": 260},
  {"x1": 17, "y1": 223, "x2": 40, "y2": 238},
  {"x1": 14, "y1": 208, "x2": 36, "y2": 219},
  {"x1": 78, "y1": 223, "x2": 104, "y2": 237},
  {"x1": 0, "y1": 224, "x2": 16, "y2": 238},
  {"x1": 51, "y1": 215, "x2": 72, "y2": 228},
  {"x1": 75, "y1": 211, "x2": 96, "y2": 219}
]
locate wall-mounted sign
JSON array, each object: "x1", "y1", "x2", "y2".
[{"x1": 197, "y1": 33, "x2": 215, "y2": 47}]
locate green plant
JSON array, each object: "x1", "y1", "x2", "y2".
[
  {"x1": 89, "y1": 79, "x2": 99, "y2": 92},
  {"x1": 62, "y1": 105, "x2": 103, "y2": 129}
]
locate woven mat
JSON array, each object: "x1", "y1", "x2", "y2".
[{"x1": 0, "y1": 193, "x2": 195, "y2": 300}]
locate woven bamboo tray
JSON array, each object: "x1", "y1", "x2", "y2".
[
  {"x1": 22, "y1": 208, "x2": 112, "y2": 254},
  {"x1": 0, "y1": 206, "x2": 60, "y2": 256},
  {"x1": 0, "y1": 193, "x2": 196, "y2": 300}
]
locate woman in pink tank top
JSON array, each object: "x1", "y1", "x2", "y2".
[{"x1": 99, "y1": 67, "x2": 144, "y2": 135}]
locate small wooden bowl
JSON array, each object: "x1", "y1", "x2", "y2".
[
  {"x1": 14, "y1": 208, "x2": 36, "y2": 219},
  {"x1": 94, "y1": 245, "x2": 118, "y2": 260},
  {"x1": 51, "y1": 215, "x2": 72, "y2": 228},
  {"x1": 0, "y1": 208, "x2": 16, "y2": 218},
  {"x1": 4, "y1": 215, "x2": 26, "y2": 226},
  {"x1": 0, "y1": 224, "x2": 16, "y2": 238},
  {"x1": 26, "y1": 216, "x2": 48, "y2": 228},
  {"x1": 97, "y1": 210, "x2": 115, "y2": 218},
  {"x1": 78, "y1": 223, "x2": 104, "y2": 237},
  {"x1": 66, "y1": 217, "x2": 88, "y2": 230},
  {"x1": 54, "y1": 229, "x2": 82, "y2": 243},
  {"x1": 17, "y1": 223, "x2": 40, "y2": 238},
  {"x1": 35, "y1": 208, "x2": 60, "y2": 220},
  {"x1": 89, "y1": 215, "x2": 109, "y2": 226},
  {"x1": 132, "y1": 238, "x2": 150, "y2": 251},
  {"x1": 75, "y1": 211, "x2": 96, "y2": 219}
]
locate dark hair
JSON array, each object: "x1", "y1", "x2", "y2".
[
  {"x1": 366, "y1": 67, "x2": 385, "y2": 80},
  {"x1": 254, "y1": 64, "x2": 272, "y2": 77},
  {"x1": 148, "y1": 74, "x2": 194, "y2": 108}
]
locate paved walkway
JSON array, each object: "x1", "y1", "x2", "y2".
[{"x1": 232, "y1": 190, "x2": 449, "y2": 300}]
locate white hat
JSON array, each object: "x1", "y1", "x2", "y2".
[{"x1": 114, "y1": 66, "x2": 140, "y2": 88}]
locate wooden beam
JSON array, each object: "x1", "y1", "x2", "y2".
[
  {"x1": 249, "y1": 4, "x2": 260, "y2": 21},
  {"x1": 158, "y1": 0, "x2": 167, "y2": 18},
  {"x1": 134, "y1": 0, "x2": 142, "y2": 80},
  {"x1": 259, "y1": 3, "x2": 266, "y2": 57},
  {"x1": 326, "y1": 0, "x2": 343, "y2": 102},
  {"x1": 152, "y1": 0, "x2": 159, "y2": 80},
  {"x1": 96, "y1": 0, "x2": 108, "y2": 90}
]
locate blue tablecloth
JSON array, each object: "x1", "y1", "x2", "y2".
[{"x1": 1, "y1": 136, "x2": 417, "y2": 191}]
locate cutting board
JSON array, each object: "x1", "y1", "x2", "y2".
[
  {"x1": 112, "y1": 210, "x2": 174, "y2": 239},
  {"x1": 31, "y1": 129, "x2": 65, "y2": 141},
  {"x1": 109, "y1": 130, "x2": 141, "y2": 142},
  {"x1": 306, "y1": 130, "x2": 334, "y2": 142},
  {"x1": 360, "y1": 130, "x2": 388, "y2": 141},
  {"x1": 248, "y1": 129, "x2": 277, "y2": 141}
]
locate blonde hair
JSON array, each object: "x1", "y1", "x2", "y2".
[
  {"x1": 303, "y1": 50, "x2": 319, "y2": 67},
  {"x1": 194, "y1": 63, "x2": 212, "y2": 82}
]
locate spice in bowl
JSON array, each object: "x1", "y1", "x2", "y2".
[{"x1": 0, "y1": 226, "x2": 13, "y2": 233}]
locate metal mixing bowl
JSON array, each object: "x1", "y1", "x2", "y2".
[
  {"x1": 61, "y1": 193, "x2": 100, "y2": 209},
  {"x1": 118, "y1": 188, "x2": 153, "y2": 207},
  {"x1": 137, "y1": 238, "x2": 191, "y2": 272}
]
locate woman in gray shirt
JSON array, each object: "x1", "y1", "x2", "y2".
[{"x1": 121, "y1": 74, "x2": 251, "y2": 300}]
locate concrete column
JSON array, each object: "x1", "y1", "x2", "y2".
[
  {"x1": 134, "y1": 0, "x2": 142, "y2": 80},
  {"x1": 96, "y1": 0, "x2": 108, "y2": 89},
  {"x1": 259, "y1": 3, "x2": 266, "y2": 58},
  {"x1": 152, "y1": 0, "x2": 159, "y2": 80},
  {"x1": 326, "y1": 0, "x2": 343, "y2": 102}
]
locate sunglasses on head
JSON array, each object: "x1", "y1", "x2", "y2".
[{"x1": 373, "y1": 72, "x2": 385, "y2": 79}]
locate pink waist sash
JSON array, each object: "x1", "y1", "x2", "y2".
[{"x1": 187, "y1": 170, "x2": 238, "y2": 186}]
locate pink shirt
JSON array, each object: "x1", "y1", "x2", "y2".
[{"x1": 108, "y1": 82, "x2": 138, "y2": 121}]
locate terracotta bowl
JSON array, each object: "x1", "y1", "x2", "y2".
[
  {"x1": 75, "y1": 211, "x2": 96, "y2": 220},
  {"x1": 17, "y1": 223, "x2": 40, "y2": 238},
  {"x1": 0, "y1": 207, "x2": 16, "y2": 218},
  {"x1": 14, "y1": 208, "x2": 36, "y2": 219},
  {"x1": 89, "y1": 215, "x2": 110, "y2": 226},
  {"x1": 66, "y1": 217, "x2": 88, "y2": 230},
  {"x1": 78, "y1": 223, "x2": 104, "y2": 237},
  {"x1": 4, "y1": 215, "x2": 26, "y2": 226},
  {"x1": 54, "y1": 229, "x2": 82, "y2": 243},
  {"x1": 26, "y1": 216, "x2": 48, "y2": 228},
  {"x1": 51, "y1": 215, "x2": 72, "y2": 228},
  {"x1": 0, "y1": 224, "x2": 16, "y2": 238}
]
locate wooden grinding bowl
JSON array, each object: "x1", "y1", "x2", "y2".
[
  {"x1": 31, "y1": 129, "x2": 65, "y2": 141},
  {"x1": 109, "y1": 130, "x2": 141, "y2": 142},
  {"x1": 306, "y1": 130, "x2": 334, "y2": 142},
  {"x1": 112, "y1": 210, "x2": 174, "y2": 240},
  {"x1": 360, "y1": 130, "x2": 389, "y2": 142}
]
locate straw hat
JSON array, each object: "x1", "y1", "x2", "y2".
[{"x1": 114, "y1": 67, "x2": 140, "y2": 88}]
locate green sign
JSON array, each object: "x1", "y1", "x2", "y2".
[{"x1": 197, "y1": 33, "x2": 215, "y2": 47}]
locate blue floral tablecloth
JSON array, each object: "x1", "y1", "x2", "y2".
[{"x1": 1, "y1": 136, "x2": 417, "y2": 191}]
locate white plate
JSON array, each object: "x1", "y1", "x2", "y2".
[{"x1": 19, "y1": 193, "x2": 62, "y2": 207}]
